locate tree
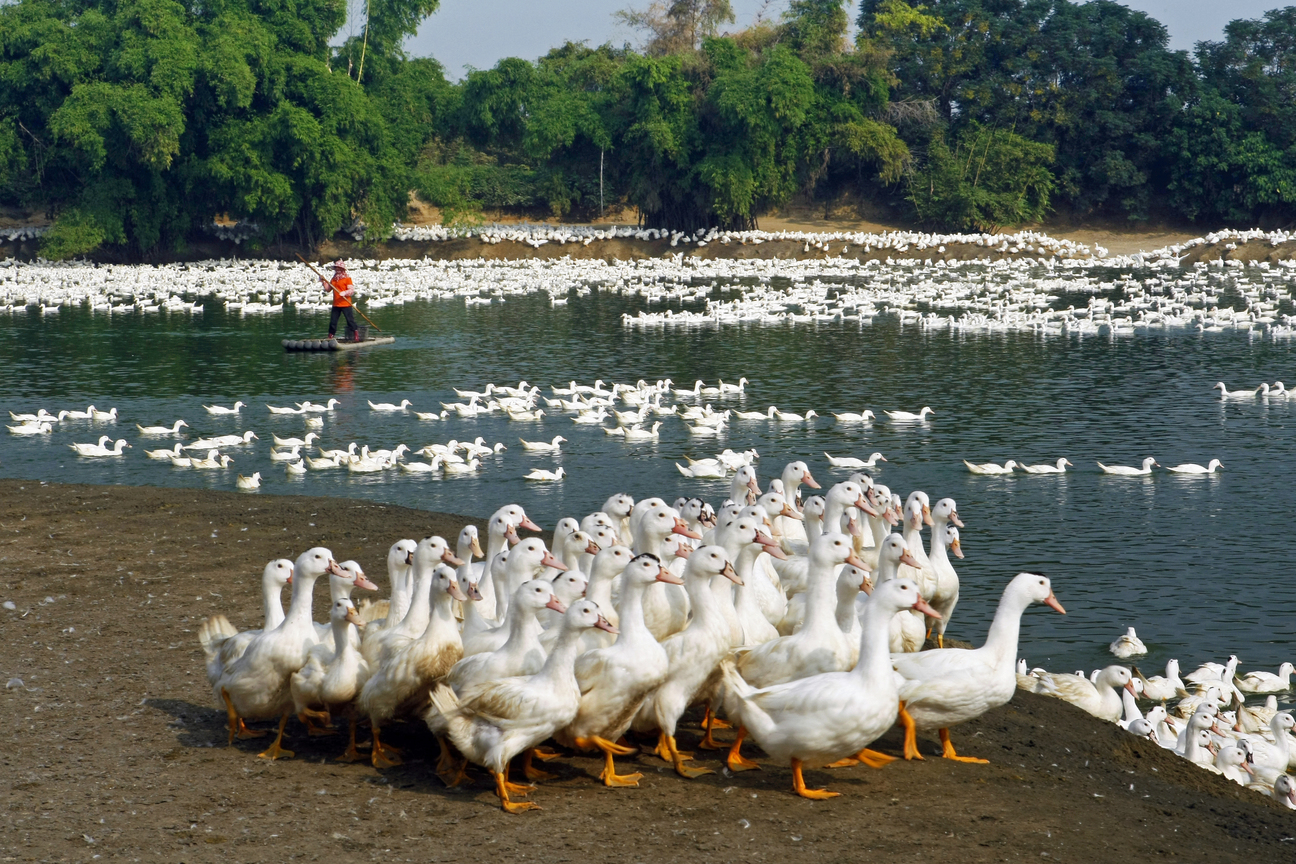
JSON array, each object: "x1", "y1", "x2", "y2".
[{"x1": 615, "y1": 0, "x2": 735, "y2": 55}]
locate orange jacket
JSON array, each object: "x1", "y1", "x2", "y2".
[{"x1": 328, "y1": 275, "x2": 354, "y2": 308}]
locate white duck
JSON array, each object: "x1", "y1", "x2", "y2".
[
  {"x1": 1236, "y1": 662, "x2": 1295, "y2": 694},
  {"x1": 1019, "y1": 458, "x2": 1072, "y2": 474},
  {"x1": 623, "y1": 421, "x2": 663, "y2": 441},
  {"x1": 358, "y1": 563, "x2": 466, "y2": 767},
  {"x1": 68, "y1": 435, "x2": 111, "y2": 455},
  {"x1": 203, "y1": 401, "x2": 246, "y2": 414},
  {"x1": 556, "y1": 553, "x2": 680, "y2": 786},
  {"x1": 297, "y1": 398, "x2": 341, "y2": 412},
  {"x1": 631, "y1": 546, "x2": 739, "y2": 778},
  {"x1": 831, "y1": 410, "x2": 876, "y2": 423},
  {"x1": 893, "y1": 573, "x2": 1065, "y2": 762},
  {"x1": 266, "y1": 404, "x2": 305, "y2": 415},
  {"x1": 963, "y1": 459, "x2": 1018, "y2": 475},
  {"x1": 1132, "y1": 659, "x2": 1187, "y2": 702},
  {"x1": 360, "y1": 536, "x2": 462, "y2": 666},
  {"x1": 136, "y1": 420, "x2": 188, "y2": 435},
  {"x1": 1165, "y1": 459, "x2": 1224, "y2": 475},
  {"x1": 469, "y1": 539, "x2": 567, "y2": 645},
  {"x1": 926, "y1": 498, "x2": 964, "y2": 647},
  {"x1": 519, "y1": 435, "x2": 566, "y2": 452},
  {"x1": 1238, "y1": 712, "x2": 1296, "y2": 785},
  {"x1": 272, "y1": 432, "x2": 319, "y2": 448},
  {"x1": 885, "y1": 406, "x2": 934, "y2": 421},
  {"x1": 870, "y1": 534, "x2": 926, "y2": 653},
  {"x1": 721, "y1": 579, "x2": 938, "y2": 798},
  {"x1": 428, "y1": 601, "x2": 616, "y2": 812},
  {"x1": 368, "y1": 399, "x2": 412, "y2": 411},
  {"x1": 70, "y1": 438, "x2": 130, "y2": 457},
  {"x1": 523, "y1": 467, "x2": 565, "y2": 481},
  {"x1": 211, "y1": 548, "x2": 342, "y2": 759},
  {"x1": 631, "y1": 503, "x2": 698, "y2": 640},
  {"x1": 824, "y1": 452, "x2": 886, "y2": 470},
  {"x1": 1097, "y1": 457, "x2": 1158, "y2": 476},
  {"x1": 1109, "y1": 626, "x2": 1147, "y2": 658},
  {"x1": 198, "y1": 559, "x2": 294, "y2": 685},
  {"x1": 1213, "y1": 382, "x2": 1255, "y2": 400},
  {"x1": 289, "y1": 599, "x2": 371, "y2": 761},
  {"x1": 725, "y1": 533, "x2": 868, "y2": 771},
  {"x1": 1035, "y1": 666, "x2": 1135, "y2": 721}
]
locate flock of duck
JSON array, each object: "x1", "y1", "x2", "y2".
[
  {"x1": 191, "y1": 433, "x2": 1296, "y2": 814},
  {"x1": 1017, "y1": 647, "x2": 1296, "y2": 808},
  {"x1": 3, "y1": 229, "x2": 1296, "y2": 341}
]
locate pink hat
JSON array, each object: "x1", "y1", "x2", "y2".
[{"x1": 331, "y1": 259, "x2": 347, "y2": 270}]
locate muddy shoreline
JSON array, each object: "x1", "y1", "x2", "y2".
[{"x1": 1, "y1": 480, "x2": 1292, "y2": 862}]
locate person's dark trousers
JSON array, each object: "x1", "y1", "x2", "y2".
[{"x1": 328, "y1": 305, "x2": 357, "y2": 337}]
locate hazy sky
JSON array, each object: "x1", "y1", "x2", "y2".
[{"x1": 397, "y1": 1, "x2": 1284, "y2": 79}]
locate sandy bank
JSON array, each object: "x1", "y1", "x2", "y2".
[{"x1": 1, "y1": 480, "x2": 1292, "y2": 862}]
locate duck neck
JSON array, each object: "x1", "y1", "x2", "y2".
[
  {"x1": 733, "y1": 544, "x2": 763, "y2": 614},
  {"x1": 615, "y1": 579, "x2": 652, "y2": 645},
  {"x1": 587, "y1": 569, "x2": 617, "y2": 618},
  {"x1": 927, "y1": 518, "x2": 949, "y2": 567},
  {"x1": 980, "y1": 592, "x2": 1031, "y2": 667},
  {"x1": 399, "y1": 564, "x2": 435, "y2": 635},
  {"x1": 800, "y1": 559, "x2": 842, "y2": 636},
  {"x1": 834, "y1": 582, "x2": 862, "y2": 632},
  {"x1": 262, "y1": 576, "x2": 286, "y2": 630},
  {"x1": 329, "y1": 617, "x2": 352, "y2": 662},
  {"x1": 852, "y1": 597, "x2": 901, "y2": 689},
  {"x1": 422, "y1": 589, "x2": 459, "y2": 643},
  {"x1": 536, "y1": 624, "x2": 585, "y2": 683},
  {"x1": 284, "y1": 570, "x2": 322, "y2": 630}
]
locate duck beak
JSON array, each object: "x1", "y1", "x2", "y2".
[
  {"x1": 354, "y1": 573, "x2": 380, "y2": 591},
  {"x1": 657, "y1": 565, "x2": 684, "y2": 585},
  {"x1": 327, "y1": 559, "x2": 346, "y2": 577},
  {"x1": 405, "y1": 550, "x2": 414, "y2": 566},
  {"x1": 345, "y1": 608, "x2": 366, "y2": 628},
  {"x1": 448, "y1": 580, "x2": 468, "y2": 602},
  {"x1": 950, "y1": 539, "x2": 964, "y2": 559},
  {"x1": 505, "y1": 525, "x2": 521, "y2": 545},
  {"x1": 672, "y1": 518, "x2": 702, "y2": 540},
  {"x1": 585, "y1": 540, "x2": 602, "y2": 555},
  {"x1": 859, "y1": 575, "x2": 874, "y2": 594},
  {"x1": 801, "y1": 470, "x2": 820, "y2": 490},
  {"x1": 845, "y1": 553, "x2": 872, "y2": 572},
  {"x1": 520, "y1": 516, "x2": 542, "y2": 532},
  {"x1": 545, "y1": 595, "x2": 568, "y2": 614},
  {"x1": 899, "y1": 549, "x2": 922, "y2": 569},
  {"x1": 780, "y1": 503, "x2": 805, "y2": 521},
  {"x1": 673, "y1": 543, "x2": 693, "y2": 560},
  {"x1": 721, "y1": 561, "x2": 742, "y2": 585},
  {"x1": 950, "y1": 512, "x2": 965, "y2": 528},
  {"x1": 466, "y1": 581, "x2": 483, "y2": 601},
  {"x1": 757, "y1": 533, "x2": 789, "y2": 560},
  {"x1": 846, "y1": 516, "x2": 863, "y2": 538},
  {"x1": 1125, "y1": 680, "x2": 1138, "y2": 697},
  {"x1": 540, "y1": 551, "x2": 568, "y2": 572},
  {"x1": 912, "y1": 595, "x2": 941, "y2": 618},
  {"x1": 471, "y1": 537, "x2": 485, "y2": 558},
  {"x1": 1044, "y1": 592, "x2": 1066, "y2": 614},
  {"x1": 442, "y1": 549, "x2": 465, "y2": 567},
  {"x1": 922, "y1": 505, "x2": 933, "y2": 526},
  {"x1": 853, "y1": 495, "x2": 879, "y2": 518},
  {"x1": 595, "y1": 615, "x2": 619, "y2": 634}
]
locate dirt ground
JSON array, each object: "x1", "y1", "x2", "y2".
[{"x1": 2, "y1": 480, "x2": 1294, "y2": 863}]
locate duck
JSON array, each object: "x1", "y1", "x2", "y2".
[
  {"x1": 571, "y1": 409, "x2": 608, "y2": 425},
  {"x1": 724, "y1": 533, "x2": 868, "y2": 771},
  {"x1": 1238, "y1": 713, "x2": 1296, "y2": 785},
  {"x1": 8, "y1": 421, "x2": 53, "y2": 435},
  {"x1": 718, "y1": 377, "x2": 749, "y2": 394},
  {"x1": 1109, "y1": 626, "x2": 1147, "y2": 658},
  {"x1": 885, "y1": 406, "x2": 934, "y2": 421},
  {"x1": 831, "y1": 410, "x2": 876, "y2": 423},
  {"x1": 893, "y1": 573, "x2": 1065, "y2": 762},
  {"x1": 1213, "y1": 382, "x2": 1255, "y2": 400},
  {"x1": 571, "y1": 545, "x2": 634, "y2": 650},
  {"x1": 1132, "y1": 659, "x2": 1187, "y2": 702},
  {"x1": 824, "y1": 452, "x2": 886, "y2": 470},
  {"x1": 1035, "y1": 665, "x2": 1135, "y2": 721},
  {"x1": 963, "y1": 459, "x2": 1018, "y2": 475},
  {"x1": 136, "y1": 420, "x2": 188, "y2": 435},
  {"x1": 368, "y1": 399, "x2": 412, "y2": 411},
  {"x1": 69, "y1": 436, "x2": 112, "y2": 456},
  {"x1": 523, "y1": 467, "x2": 565, "y2": 482},
  {"x1": 470, "y1": 539, "x2": 568, "y2": 644},
  {"x1": 1212, "y1": 742, "x2": 1255, "y2": 785},
  {"x1": 632, "y1": 546, "x2": 740, "y2": 778},
  {"x1": 1097, "y1": 457, "x2": 1158, "y2": 476},
  {"x1": 444, "y1": 580, "x2": 562, "y2": 693},
  {"x1": 1019, "y1": 458, "x2": 1072, "y2": 474},
  {"x1": 144, "y1": 443, "x2": 185, "y2": 460},
  {"x1": 685, "y1": 421, "x2": 725, "y2": 435},
  {"x1": 89, "y1": 406, "x2": 118, "y2": 421},
  {"x1": 289, "y1": 599, "x2": 371, "y2": 761},
  {"x1": 771, "y1": 407, "x2": 817, "y2": 422},
  {"x1": 60, "y1": 405, "x2": 95, "y2": 420},
  {"x1": 310, "y1": 561, "x2": 380, "y2": 649},
  {"x1": 623, "y1": 421, "x2": 663, "y2": 441},
  {"x1": 734, "y1": 406, "x2": 776, "y2": 421},
  {"x1": 631, "y1": 503, "x2": 698, "y2": 640},
  {"x1": 74, "y1": 437, "x2": 131, "y2": 457},
  {"x1": 10, "y1": 409, "x2": 57, "y2": 423},
  {"x1": 198, "y1": 559, "x2": 295, "y2": 686},
  {"x1": 235, "y1": 472, "x2": 262, "y2": 490},
  {"x1": 361, "y1": 536, "x2": 462, "y2": 665},
  {"x1": 519, "y1": 435, "x2": 566, "y2": 452},
  {"x1": 358, "y1": 563, "x2": 466, "y2": 767},
  {"x1": 428, "y1": 600, "x2": 616, "y2": 812},
  {"x1": 677, "y1": 460, "x2": 727, "y2": 479},
  {"x1": 414, "y1": 410, "x2": 448, "y2": 420},
  {"x1": 926, "y1": 498, "x2": 964, "y2": 648},
  {"x1": 211, "y1": 548, "x2": 343, "y2": 759},
  {"x1": 203, "y1": 401, "x2": 246, "y2": 415},
  {"x1": 441, "y1": 458, "x2": 481, "y2": 475},
  {"x1": 272, "y1": 432, "x2": 319, "y2": 448},
  {"x1": 284, "y1": 459, "x2": 307, "y2": 476},
  {"x1": 1236, "y1": 662, "x2": 1295, "y2": 694},
  {"x1": 720, "y1": 579, "x2": 937, "y2": 798},
  {"x1": 304, "y1": 454, "x2": 340, "y2": 470},
  {"x1": 191, "y1": 452, "x2": 234, "y2": 469},
  {"x1": 1165, "y1": 459, "x2": 1224, "y2": 474},
  {"x1": 266, "y1": 404, "x2": 305, "y2": 415},
  {"x1": 507, "y1": 408, "x2": 545, "y2": 421},
  {"x1": 296, "y1": 398, "x2": 341, "y2": 412}
]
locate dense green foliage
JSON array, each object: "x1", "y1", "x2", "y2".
[{"x1": 2, "y1": 0, "x2": 1295, "y2": 258}]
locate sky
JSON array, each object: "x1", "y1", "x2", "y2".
[{"x1": 393, "y1": 0, "x2": 1284, "y2": 79}]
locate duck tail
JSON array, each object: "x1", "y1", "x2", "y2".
[
  {"x1": 675, "y1": 462, "x2": 693, "y2": 477},
  {"x1": 198, "y1": 614, "x2": 237, "y2": 660},
  {"x1": 1131, "y1": 665, "x2": 1151, "y2": 687},
  {"x1": 427, "y1": 683, "x2": 470, "y2": 751},
  {"x1": 357, "y1": 598, "x2": 389, "y2": 624}
]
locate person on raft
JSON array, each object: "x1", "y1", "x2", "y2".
[{"x1": 321, "y1": 260, "x2": 358, "y2": 339}]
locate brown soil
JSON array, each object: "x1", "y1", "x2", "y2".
[{"x1": 2, "y1": 480, "x2": 1293, "y2": 863}]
